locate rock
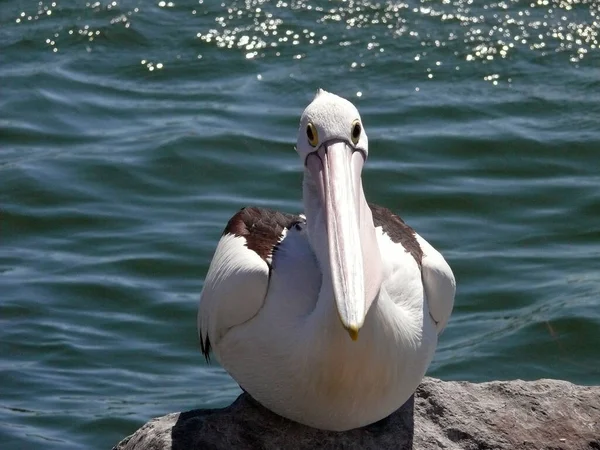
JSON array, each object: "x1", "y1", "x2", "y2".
[
  {"x1": 415, "y1": 378, "x2": 599, "y2": 449},
  {"x1": 113, "y1": 378, "x2": 600, "y2": 450}
]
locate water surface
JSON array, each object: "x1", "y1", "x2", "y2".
[{"x1": 1, "y1": 1, "x2": 599, "y2": 448}]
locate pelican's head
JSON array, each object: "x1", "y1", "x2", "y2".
[{"x1": 296, "y1": 89, "x2": 383, "y2": 340}]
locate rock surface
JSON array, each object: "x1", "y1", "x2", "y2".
[{"x1": 113, "y1": 377, "x2": 600, "y2": 450}]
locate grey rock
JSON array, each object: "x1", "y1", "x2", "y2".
[{"x1": 113, "y1": 378, "x2": 600, "y2": 450}]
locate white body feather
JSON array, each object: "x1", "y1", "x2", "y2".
[{"x1": 198, "y1": 219, "x2": 455, "y2": 431}]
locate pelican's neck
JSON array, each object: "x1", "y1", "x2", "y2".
[{"x1": 302, "y1": 168, "x2": 332, "y2": 276}]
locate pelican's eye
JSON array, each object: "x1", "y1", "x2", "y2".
[
  {"x1": 306, "y1": 123, "x2": 318, "y2": 147},
  {"x1": 351, "y1": 120, "x2": 361, "y2": 145}
]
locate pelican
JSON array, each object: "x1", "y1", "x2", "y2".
[{"x1": 198, "y1": 89, "x2": 455, "y2": 431}]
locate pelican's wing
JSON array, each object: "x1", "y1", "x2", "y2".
[
  {"x1": 370, "y1": 204, "x2": 455, "y2": 334},
  {"x1": 198, "y1": 207, "x2": 303, "y2": 361},
  {"x1": 415, "y1": 234, "x2": 456, "y2": 334}
]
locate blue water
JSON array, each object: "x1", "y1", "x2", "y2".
[{"x1": 1, "y1": 1, "x2": 599, "y2": 448}]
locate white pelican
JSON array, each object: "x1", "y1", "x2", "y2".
[{"x1": 198, "y1": 89, "x2": 455, "y2": 431}]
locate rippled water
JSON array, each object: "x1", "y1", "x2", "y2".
[{"x1": 1, "y1": 0, "x2": 599, "y2": 448}]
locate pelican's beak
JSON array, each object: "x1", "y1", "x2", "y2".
[{"x1": 306, "y1": 141, "x2": 380, "y2": 340}]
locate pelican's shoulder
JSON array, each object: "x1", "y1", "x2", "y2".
[
  {"x1": 198, "y1": 207, "x2": 304, "y2": 362},
  {"x1": 369, "y1": 203, "x2": 455, "y2": 333},
  {"x1": 369, "y1": 203, "x2": 423, "y2": 267},
  {"x1": 222, "y1": 207, "x2": 305, "y2": 266}
]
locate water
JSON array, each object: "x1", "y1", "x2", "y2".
[{"x1": 1, "y1": 0, "x2": 599, "y2": 448}]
